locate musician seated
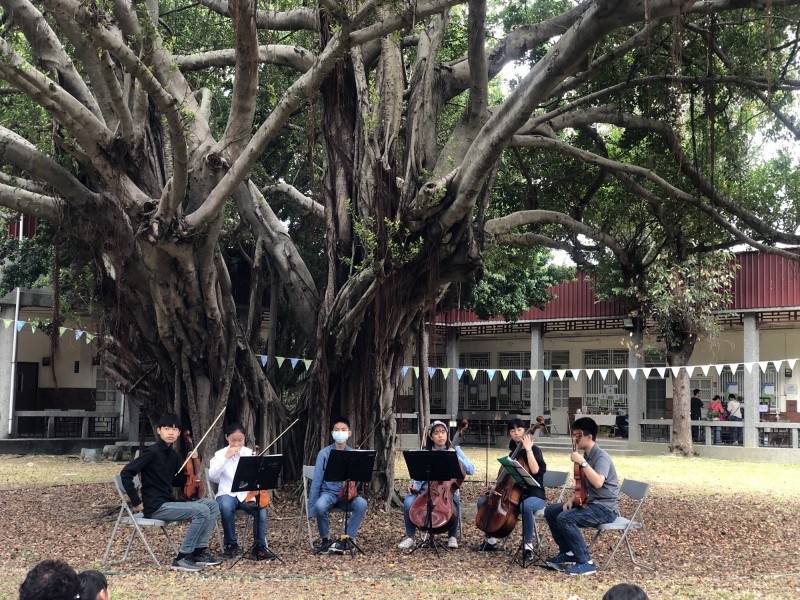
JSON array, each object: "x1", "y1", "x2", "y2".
[
  {"x1": 208, "y1": 422, "x2": 273, "y2": 561},
  {"x1": 119, "y1": 414, "x2": 221, "y2": 572},
  {"x1": 474, "y1": 418, "x2": 546, "y2": 560},
  {"x1": 398, "y1": 420, "x2": 475, "y2": 550},
  {"x1": 308, "y1": 417, "x2": 368, "y2": 554},
  {"x1": 544, "y1": 417, "x2": 619, "y2": 576}
]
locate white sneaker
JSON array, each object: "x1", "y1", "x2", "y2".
[
  {"x1": 447, "y1": 536, "x2": 458, "y2": 549},
  {"x1": 397, "y1": 537, "x2": 416, "y2": 550}
]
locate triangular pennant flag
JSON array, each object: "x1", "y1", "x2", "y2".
[
  {"x1": 290, "y1": 358, "x2": 299, "y2": 368},
  {"x1": 456, "y1": 368, "x2": 464, "y2": 380},
  {"x1": 656, "y1": 367, "x2": 667, "y2": 378},
  {"x1": 743, "y1": 362, "x2": 754, "y2": 374},
  {"x1": 515, "y1": 370, "x2": 523, "y2": 380},
  {"x1": 700, "y1": 365, "x2": 710, "y2": 376},
  {"x1": 613, "y1": 368, "x2": 625, "y2": 380},
  {"x1": 758, "y1": 361, "x2": 770, "y2": 372},
  {"x1": 441, "y1": 368, "x2": 451, "y2": 379},
  {"x1": 499, "y1": 369, "x2": 509, "y2": 381},
  {"x1": 428, "y1": 367, "x2": 436, "y2": 378},
  {"x1": 713, "y1": 364, "x2": 724, "y2": 376},
  {"x1": 529, "y1": 369, "x2": 538, "y2": 379},
  {"x1": 556, "y1": 369, "x2": 567, "y2": 380},
  {"x1": 402, "y1": 366, "x2": 409, "y2": 377},
  {"x1": 412, "y1": 367, "x2": 419, "y2": 377},
  {"x1": 304, "y1": 359, "x2": 312, "y2": 370},
  {"x1": 629, "y1": 369, "x2": 638, "y2": 380},
  {"x1": 788, "y1": 359, "x2": 797, "y2": 370},
  {"x1": 2, "y1": 319, "x2": 10, "y2": 329},
  {"x1": 85, "y1": 333, "x2": 94, "y2": 343},
  {"x1": 16, "y1": 321, "x2": 25, "y2": 332},
  {"x1": 276, "y1": 357, "x2": 285, "y2": 368},
  {"x1": 469, "y1": 369, "x2": 479, "y2": 379},
  {"x1": 260, "y1": 355, "x2": 268, "y2": 367},
  {"x1": 670, "y1": 366, "x2": 682, "y2": 377},
  {"x1": 59, "y1": 327, "x2": 67, "y2": 336},
  {"x1": 29, "y1": 322, "x2": 38, "y2": 334},
  {"x1": 598, "y1": 369, "x2": 608, "y2": 381},
  {"x1": 571, "y1": 369, "x2": 582, "y2": 381},
  {"x1": 585, "y1": 369, "x2": 595, "y2": 380},
  {"x1": 486, "y1": 369, "x2": 496, "y2": 381},
  {"x1": 543, "y1": 370, "x2": 551, "y2": 381},
  {"x1": 727, "y1": 363, "x2": 739, "y2": 374},
  {"x1": 75, "y1": 329, "x2": 83, "y2": 340}
]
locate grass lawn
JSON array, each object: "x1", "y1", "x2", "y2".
[{"x1": 1, "y1": 448, "x2": 799, "y2": 599}]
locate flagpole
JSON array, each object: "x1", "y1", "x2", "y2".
[{"x1": 7, "y1": 214, "x2": 23, "y2": 435}]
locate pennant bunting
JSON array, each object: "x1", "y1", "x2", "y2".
[
  {"x1": 514, "y1": 370, "x2": 523, "y2": 380},
  {"x1": 441, "y1": 368, "x2": 451, "y2": 379},
  {"x1": 758, "y1": 361, "x2": 770, "y2": 372},
  {"x1": 613, "y1": 368, "x2": 625, "y2": 380},
  {"x1": 669, "y1": 366, "x2": 681, "y2": 378},
  {"x1": 656, "y1": 367, "x2": 667, "y2": 378},
  {"x1": 260, "y1": 355, "x2": 268, "y2": 367},
  {"x1": 571, "y1": 369, "x2": 582, "y2": 381},
  {"x1": 304, "y1": 359, "x2": 312, "y2": 370},
  {"x1": 486, "y1": 369, "x2": 496, "y2": 381},
  {"x1": 788, "y1": 359, "x2": 797, "y2": 370},
  {"x1": 85, "y1": 333, "x2": 94, "y2": 343},
  {"x1": 556, "y1": 369, "x2": 567, "y2": 380},
  {"x1": 598, "y1": 369, "x2": 609, "y2": 381},
  {"x1": 401, "y1": 366, "x2": 409, "y2": 377},
  {"x1": 16, "y1": 321, "x2": 25, "y2": 332},
  {"x1": 59, "y1": 327, "x2": 67, "y2": 336},
  {"x1": 585, "y1": 369, "x2": 595, "y2": 380},
  {"x1": 700, "y1": 365, "x2": 710, "y2": 376},
  {"x1": 456, "y1": 368, "x2": 464, "y2": 380},
  {"x1": 29, "y1": 322, "x2": 38, "y2": 334},
  {"x1": 428, "y1": 367, "x2": 436, "y2": 378},
  {"x1": 276, "y1": 357, "x2": 285, "y2": 368},
  {"x1": 412, "y1": 367, "x2": 419, "y2": 377},
  {"x1": 74, "y1": 329, "x2": 83, "y2": 340},
  {"x1": 543, "y1": 370, "x2": 551, "y2": 381},
  {"x1": 743, "y1": 362, "x2": 754, "y2": 374},
  {"x1": 2, "y1": 319, "x2": 10, "y2": 329},
  {"x1": 499, "y1": 369, "x2": 509, "y2": 381}
]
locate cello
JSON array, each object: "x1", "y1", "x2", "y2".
[
  {"x1": 408, "y1": 422, "x2": 466, "y2": 534},
  {"x1": 474, "y1": 418, "x2": 546, "y2": 538}
]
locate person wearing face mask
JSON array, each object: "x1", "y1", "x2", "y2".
[
  {"x1": 308, "y1": 416, "x2": 369, "y2": 554},
  {"x1": 208, "y1": 422, "x2": 274, "y2": 561}
]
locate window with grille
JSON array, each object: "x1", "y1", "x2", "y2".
[
  {"x1": 719, "y1": 365, "x2": 744, "y2": 399},
  {"x1": 94, "y1": 370, "x2": 117, "y2": 410},
  {"x1": 760, "y1": 364, "x2": 778, "y2": 411},
  {"x1": 498, "y1": 352, "x2": 531, "y2": 410},
  {"x1": 583, "y1": 350, "x2": 628, "y2": 411},
  {"x1": 545, "y1": 351, "x2": 570, "y2": 412},
  {"x1": 459, "y1": 353, "x2": 490, "y2": 410},
  {"x1": 410, "y1": 354, "x2": 446, "y2": 409},
  {"x1": 688, "y1": 377, "x2": 713, "y2": 402}
]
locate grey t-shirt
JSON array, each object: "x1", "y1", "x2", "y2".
[{"x1": 585, "y1": 444, "x2": 619, "y2": 513}]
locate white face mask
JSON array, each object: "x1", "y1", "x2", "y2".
[{"x1": 332, "y1": 431, "x2": 349, "y2": 444}]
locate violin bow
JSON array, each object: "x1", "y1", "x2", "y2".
[
  {"x1": 356, "y1": 408, "x2": 394, "y2": 449},
  {"x1": 257, "y1": 418, "x2": 300, "y2": 456},
  {"x1": 176, "y1": 403, "x2": 227, "y2": 475}
]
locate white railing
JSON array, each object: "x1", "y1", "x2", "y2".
[{"x1": 639, "y1": 419, "x2": 800, "y2": 448}]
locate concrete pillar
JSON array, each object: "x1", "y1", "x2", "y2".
[
  {"x1": 627, "y1": 328, "x2": 644, "y2": 443},
  {"x1": 743, "y1": 314, "x2": 760, "y2": 448},
  {"x1": 445, "y1": 328, "x2": 460, "y2": 420},
  {"x1": 530, "y1": 324, "x2": 545, "y2": 421},
  {"x1": 0, "y1": 304, "x2": 15, "y2": 440}
]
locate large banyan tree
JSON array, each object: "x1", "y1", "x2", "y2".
[{"x1": 1, "y1": 0, "x2": 799, "y2": 496}]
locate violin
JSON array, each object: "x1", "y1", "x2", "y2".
[
  {"x1": 474, "y1": 418, "x2": 545, "y2": 538},
  {"x1": 571, "y1": 422, "x2": 588, "y2": 509},
  {"x1": 182, "y1": 430, "x2": 205, "y2": 501},
  {"x1": 450, "y1": 419, "x2": 469, "y2": 446}
]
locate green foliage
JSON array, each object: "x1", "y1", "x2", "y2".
[{"x1": 462, "y1": 246, "x2": 574, "y2": 321}]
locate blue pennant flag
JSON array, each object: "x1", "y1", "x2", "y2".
[
  {"x1": 428, "y1": 367, "x2": 436, "y2": 378},
  {"x1": 486, "y1": 369, "x2": 496, "y2": 380},
  {"x1": 16, "y1": 321, "x2": 25, "y2": 332},
  {"x1": 456, "y1": 368, "x2": 464, "y2": 380},
  {"x1": 75, "y1": 329, "x2": 84, "y2": 340},
  {"x1": 290, "y1": 358, "x2": 299, "y2": 369},
  {"x1": 260, "y1": 355, "x2": 268, "y2": 367},
  {"x1": 402, "y1": 366, "x2": 409, "y2": 377}
]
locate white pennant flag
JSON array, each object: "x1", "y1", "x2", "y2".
[
  {"x1": 670, "y1": 366, "x2": 682, "y2": 378},
  {"x1": 727, "y1": 363, "x2": 740, "y2": 374},
  {"x1": 598, "y1": 369, "x2": 609, "y2": 381},
  {"x1": 655, "y1": 367, "x2": 667, "y2": 378},
  {"x1": 787, "y1": 358, "x2": 797, "y2": 370},
  {"x1": 699, "y1": 365, "x2": 710, "y2": 376},
  {"x1": 613, "y1": 368, "x2": 625, "y2": 380},
  {"x1": 585, "y1": 369, "x2": 595, "y2": 380},
  {"x1": 743, "y1": 362, "x2": 754, "y2": 374},
  {"x1": 556, "y1": 369, "x2": 567, "y2": 380},
  {"x1": 571, "y1": 369, "x2": 582, "y2": 381},
  {"x1": 758, "y1": 361, "x2": 770, "y2": 372}
]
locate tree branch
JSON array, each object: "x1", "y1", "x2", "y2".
[
  {"x1": 176, "y1": 45, "x2": 316, "y2": 73},
  {"x1": 262, "y1": 183, "x2": 324, "y2": 219},
  {"x1": 0, "y1": 183, "x2": 61, "y2": 221},
  {"x1": 196, "y1": 0, "x2": 319, "y2": 31}
]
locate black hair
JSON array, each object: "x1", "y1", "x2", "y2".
[
  {"x1": 156, "y1": 413, "x2": 181, "y2": 428},
  {"x1": 225, "y1": 422, "x2": 246, "y2": 437},
  {"x1": 692, "y1": 388, "x2": 701, "y2": 396},
  {"x1": 506, "y1": 418, "x2": 525, "y2": 432},
  {"x1": 78, "y1": 570, "x2": 108, "y2": 600},
  {"x1": 332, "y1": 416, "x2": 350, "y2": 429},
  {"x1": 602, "y1": 583, "x2": 650, "y2": 600},
  {"x1": 712, "y1": 395, "x2": 721, "y2": 401},
  {"x1": 19, "y1": 559, "x2": 79, "y2": 600},
  {"x1": 425, "y1": 422, "x2": 450, "y2": 451},
  {"x1": 572, "y1": 416, "x2": 598, "y2": 441},
  {"x1": 728, "y1": 393, "x2": 737, "y2": 400}
]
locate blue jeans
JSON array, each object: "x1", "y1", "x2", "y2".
[
  {"x1": 728, "y1": 416, "x2": 742, "y2": 443},
  {"x1": 314, "y1": 491, "x2": 367, "y2": 540},
  {"x1": 216, "y1": 494, "x2": 267, "y2": 548},
  {"x1": 151, "y1": 498, "x2": 220, "y2": 555},
  {"x1": 544, "y1": 501, "x2": 617, "y2": 564},
  {"x1": 404, "y1": 491, "x2": 461, "y2": 538},
  {"x1": 475, "y1": 494, "x2": 546, "y2": 543}
]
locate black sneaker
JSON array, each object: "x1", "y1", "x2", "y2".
[
  {"x1": 222, "y1": 543, "x2": 239, "y2": 560},
  {"x1": 316, "y1": 538, "x2": 333, "y2": 554},
  {"x1": 327, "y1": 539, "x2": 347, "y2": 555},
  {"x1": 523, "y1": 549, "x2": 535, "y2": 562},
  {"x1": 193, "y1": 551, "x2": 222, "y2": 566},
  {"x1": 546, "y1": 551, "x2": 576, "y2": 569},
  {"x1": 254, "y1": 546, "x2": 277, "y2": 561},
  {"x1": 473, "y1": 540, "x2": 499, "y2": 552},
  {"x1": 171, "y1": 556, "x2": 203, "y2": 572}
]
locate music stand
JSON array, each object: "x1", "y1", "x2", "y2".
[
  {"x1": 497, "y1": 456, "x2": 542, "y2": 568},
  {"x1": 403, "y1": 450, "x2": 464, "y2": 557},
  {"x1": 228, "y1": 454, "x2": 284, "y2": 566},
  {"x1": 322, "y1": 449, "x2": 376, "y2": 556}
]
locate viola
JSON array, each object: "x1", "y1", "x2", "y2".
[
  {"x1": 338, "y1": 480, "x2": 358, "y2": 503},
  {"x1": 571, "y1": 425, "x2": 588, "y2": 509},
  {"x1": 450, "y1": 419, "x2": 469, "y2": 447},
  {"x1": 474, "y1": 418, "x2": 545, "y2": 538},
  {"x1": 182, "y1": 430, "x2": 205, "y2": 501},
  {"x1": 408, "y1": 450, "x2": 466, "y2": 534}
]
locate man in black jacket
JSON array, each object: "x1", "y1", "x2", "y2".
[
  {"x1": 120, "y1": 414, "x2": 221, "y2": 572},
  {"x1": 690, "y1": 389, "x2": 704, "y2": 442}
]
